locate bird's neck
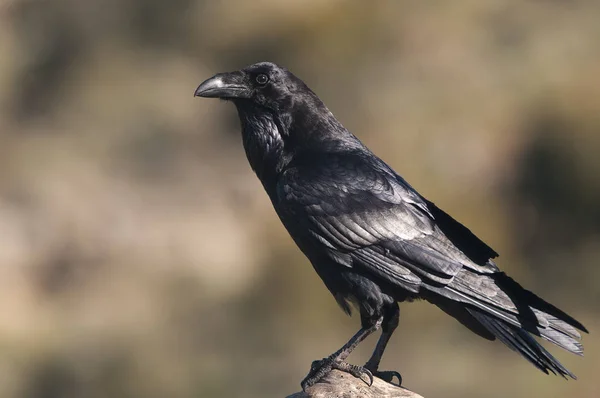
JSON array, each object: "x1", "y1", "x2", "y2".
[
  {"x1": 234, "y1": 98, "x2": 361, "y2": 188},
  {"x1": 236, "y1": 104, "x2": 289, "y2": 187}
]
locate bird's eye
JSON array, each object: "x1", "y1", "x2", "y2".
[{"x1": 256, "y1": 74, "x2": 269, "y2": 85}]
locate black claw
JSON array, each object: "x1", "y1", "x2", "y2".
[
  {"x1": 355, "y1": 366, "x2": 374, "y2": 386},
  {"x1": 373, "y1": 370, "x2": 402, "y2": 386}
]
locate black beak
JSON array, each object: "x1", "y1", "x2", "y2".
[{"x1": 194, "y1": 71, "x2": 251, "y2": 99}]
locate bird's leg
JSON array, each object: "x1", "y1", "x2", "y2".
[
  {"x1": 301, "y1": 315, "x2": 383, "y2": 391},
  {"x1": 364, "y1": 302, "x2": 402, "y2": 386}
]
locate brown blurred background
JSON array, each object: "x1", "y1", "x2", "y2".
[{"x1": 0, "y1": 1, "x2": 598, "y2": 397}]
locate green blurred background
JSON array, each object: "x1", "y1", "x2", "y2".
[{"x1": 0, "y1": 1, "x2": 598, "y2": 397}]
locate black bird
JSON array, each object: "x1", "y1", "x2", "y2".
[{"x1": 194, "y1": 62, "x2": 587, "y2": 389}]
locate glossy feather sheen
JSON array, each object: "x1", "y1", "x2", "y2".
[{"x1": 213, "y1": 62, "x2": 587, "y2": 379}]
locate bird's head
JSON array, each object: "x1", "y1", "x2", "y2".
[
  {"x1": 194, "y1": 62, "x2": 306, "y2": 113},
  {"x1": 194, "y1": 62, "x2": 354, "y2": 181}
]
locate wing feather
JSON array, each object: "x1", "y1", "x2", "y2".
[{"x1": 277, "y1": 151, "x2": 498, "y2": 287}]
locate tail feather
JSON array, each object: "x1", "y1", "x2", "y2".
[
  {"x1": 437, "y1": 283, "x2": 586, "y2": 357},
  {"x1": 489, "y1": 274, "x2": 587, "y2": 357},
  {"x1": 532, "y1": 309, "x2": 584, "y2": 355},
  {"x1": 534, "y1": 309, "x2": 581, "y2": 339},
  {"x1": 495, "y1": 273, "x2": 588, "y2": 334},
  {"x1": 468, "y1": 308, "x2": 576, "y2": 379},
  {"x1": 425, "y1": 270, "x2": 587, "y2": 377}
]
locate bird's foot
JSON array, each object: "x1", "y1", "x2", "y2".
[
  {"x1": 301, "y1": 357, "x2": 373, "y2": 391},
  {"x1": 364, "y1": 363, "x2": 402, "y2": 386}
]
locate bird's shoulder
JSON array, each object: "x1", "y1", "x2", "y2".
[{"x1": 276, "y1": 149, "x2": 427, "y2": 215}]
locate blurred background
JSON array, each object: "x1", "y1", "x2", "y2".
[{"x1": 0, "y1": 1, "x2": 598, "y2": 397}]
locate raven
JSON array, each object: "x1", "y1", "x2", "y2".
[{"x1": 194, "y1": 62, "x2": 587, "y2": 390}]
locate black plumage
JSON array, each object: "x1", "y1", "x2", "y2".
[{"x1": 194, "y1": 62, "x2": 587, "y2": 389}]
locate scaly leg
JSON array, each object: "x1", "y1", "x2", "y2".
[
  {"x1": 301, "y1": 315, "x2": 383, "y2": 391},
  {"x1": 364, "y1": 302, "x2": 402, "y2": 385}
]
